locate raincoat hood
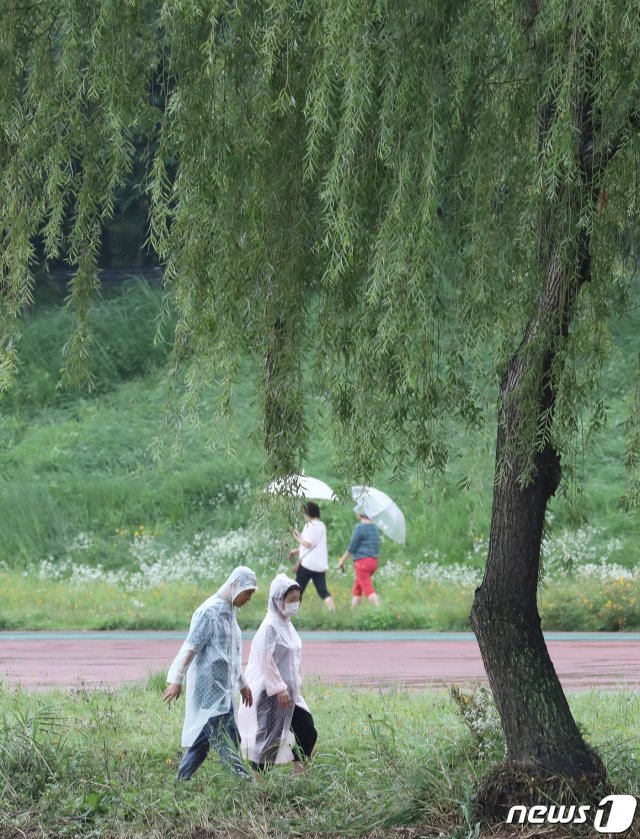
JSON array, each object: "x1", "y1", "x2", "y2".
[
  {"x1": 215, "y1": 566, "x2": 258, "y2": 605},
  {"x1": 268, "y1": 573, "x2": 299, "y2": 620}
]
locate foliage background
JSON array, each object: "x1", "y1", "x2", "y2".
[
  {"x1": 2, "y1": 0, "x2": 640, "y2": 493},
  {"x1": 0, "y1": 280, "x2": 638, "y2": 631}
]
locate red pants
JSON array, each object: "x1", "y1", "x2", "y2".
[{"x1": 352, "y1": 556, "x2": 378, "y2": 597}]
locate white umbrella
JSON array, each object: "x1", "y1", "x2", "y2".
[
  {"x1": 351, "y1": 485, "x2": 406, "y2": 544},
  {"x1": 268, "y1": 474, "x2": 337, "y2": 501}
]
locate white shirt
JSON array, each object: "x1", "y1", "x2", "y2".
[{"x1": 299, "y1": 519, "x2": 328, "y2": 572}]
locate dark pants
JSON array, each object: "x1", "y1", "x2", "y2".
[
  {"x1": 296, "y1": 564, "x2": 330, "y2": 600},
  {"x1": 177, "y1": 710, "x2": 249, "y2": 780},
  {"x1": 251, "y1": 704, "x2": 317, "y2": 771}
]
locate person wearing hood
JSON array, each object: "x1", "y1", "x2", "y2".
[
  {"x1": 238, "y1": 573, "x2": 317, "y2": 776},
  {"x1": 162, "y1": 565, "x2": 257, "y2": 780}
]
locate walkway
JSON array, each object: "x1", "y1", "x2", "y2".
[{"x1": 2, "y1": 631, "x2": 639, "y2": 691}]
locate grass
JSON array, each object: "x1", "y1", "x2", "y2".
[
  {"x1": 0, "y1": 278, "x2": 639, "y2": 631},
  {"x1": 3, "y1": 572, "x2": 640, "y2": 632},
  {"x1": 0, "y1": 679, "x2": 638, "y2": 838},
  {"x1": 0, "y1": 573, "x2": 475, "y2": 631}
]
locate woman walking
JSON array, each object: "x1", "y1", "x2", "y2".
[
  {"x1": 162, "y1": 566, "x2": 257, "y2": 780},
  {"x1": 289, "y1": 501, "x2": 335, "y2": 611},
  {"x1": 238, "y1": 574, "x2": 317, "y2": 776},
  {"x1": 337, "y1": 512, "x2": 381, "y2": 607}
]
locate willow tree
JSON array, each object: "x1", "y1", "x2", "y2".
[{"x1": 2, "y1": 0, "x2": 640, "y2": 786}]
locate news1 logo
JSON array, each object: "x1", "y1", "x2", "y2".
[{"x1": 507, "y1": 794, "x2": 637, "y2": 833}]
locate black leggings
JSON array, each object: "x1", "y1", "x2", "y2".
[
  {"x1": 296, "y1": 564, "x2": 331, "y2": 600},
  {"x1": 251, "y1": 705, "x2": 317, "y2": 771},
  {"x1": 290, "y1": 706, "x2": 317, "y2": 760}
]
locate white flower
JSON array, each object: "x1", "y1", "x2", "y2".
[
  {"x1": 414, "y1": 562, "x2": 482, "y2": 587},
  {"x1": 30, "y1": 527, "x2": 277, "y2": 591}
]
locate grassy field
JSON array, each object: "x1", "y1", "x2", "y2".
[
  {"x1": 0, "y1": 679, "x2": 638, "y2": 838},
  {"x1": 1, "y1": 279, "x2": 638, "y2": 631},
  {"x1": 2, "y1": 569, "x2": 640, "y2": 632}
]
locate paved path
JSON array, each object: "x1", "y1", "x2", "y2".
[{"x1": 1, "y1": 631, "x2": 639, "y2": 692}]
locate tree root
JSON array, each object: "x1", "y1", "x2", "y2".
[{"x1": 473, "y1": 761, "x2": 609, "y2": 826}]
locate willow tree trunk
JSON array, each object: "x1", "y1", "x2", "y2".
[
  {"x1": 470, "y1": 267, "x2": 605, "y2": 775},
  {"x1": 470, "y1": 358, "x2": 605, "y2": 776},
  {"x1": 470, "y1": 225, "x2": 606, "y2": 778},
  {"x1": 468, "y1": 6, "x2": 617, "y2": 778}
]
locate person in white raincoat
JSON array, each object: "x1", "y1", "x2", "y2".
[
  {"x1": 238, "y1": 573, "x2": 317, "y2": 774},
  {"x1": 162, "y1": 566, "x2": 257, "y2": 780}
]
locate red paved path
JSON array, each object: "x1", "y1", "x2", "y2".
[{"x1": 2, "y1": 632, "x2": 639, "y2": 691}]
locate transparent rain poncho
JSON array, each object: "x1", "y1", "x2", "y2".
[
  {"x1": 167, "y1": 566, "x2": 257, "y2": 748},
  {"x1": 238, "y1": 573, "x2": 309, "y2": 764}
]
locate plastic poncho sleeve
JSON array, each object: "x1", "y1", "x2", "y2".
[
  {"x1": 185, "y1": 608, "x2": 216, "y2": 651},
  {"x1": 260, "y1": 624, "x2": 288, "y2": 697},
  {"x1": 166, "y1": 650, "x2": 191, "y2": 686},
  {"x1": 166, "y1": 607, "x2": 216, "y2": 685}
]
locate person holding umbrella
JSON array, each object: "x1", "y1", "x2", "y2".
[
  {"x1": 337, "y1": 486, "x2": 406, "y2": 608},
  {"x1": 289, "y1": 501, "x2": 336, "y2": 612},
  {"x1": 337, "y1": 510, "x2": 381, "y2": 607}
]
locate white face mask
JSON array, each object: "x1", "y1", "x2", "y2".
[{"x1": 283, "y1": 602, "x2": 300, "y2": 616}]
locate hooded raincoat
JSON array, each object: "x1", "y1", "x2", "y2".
[
  {"x1": 238, "y1": 573, "x2": 308, "y2": 765},
  {"x1": 167, "y1": 566, "x2": 257, "y2": 748}
]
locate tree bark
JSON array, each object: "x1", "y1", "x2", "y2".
[
  {"x1": 470, "y1": 187, "x2": 606, "y2": 779},
  {"x1": 468, "y1": 7, "x2": 618, "y2": 779},
  {"x1": 470, "y1": 206, "x2": 606, "y2": 777},
  {"x1": 470, "y1": 252, "x2": 605, "y2": 776},
  {"x1": 471, "y1": 404, "x2": 604, "y2": 777}
]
